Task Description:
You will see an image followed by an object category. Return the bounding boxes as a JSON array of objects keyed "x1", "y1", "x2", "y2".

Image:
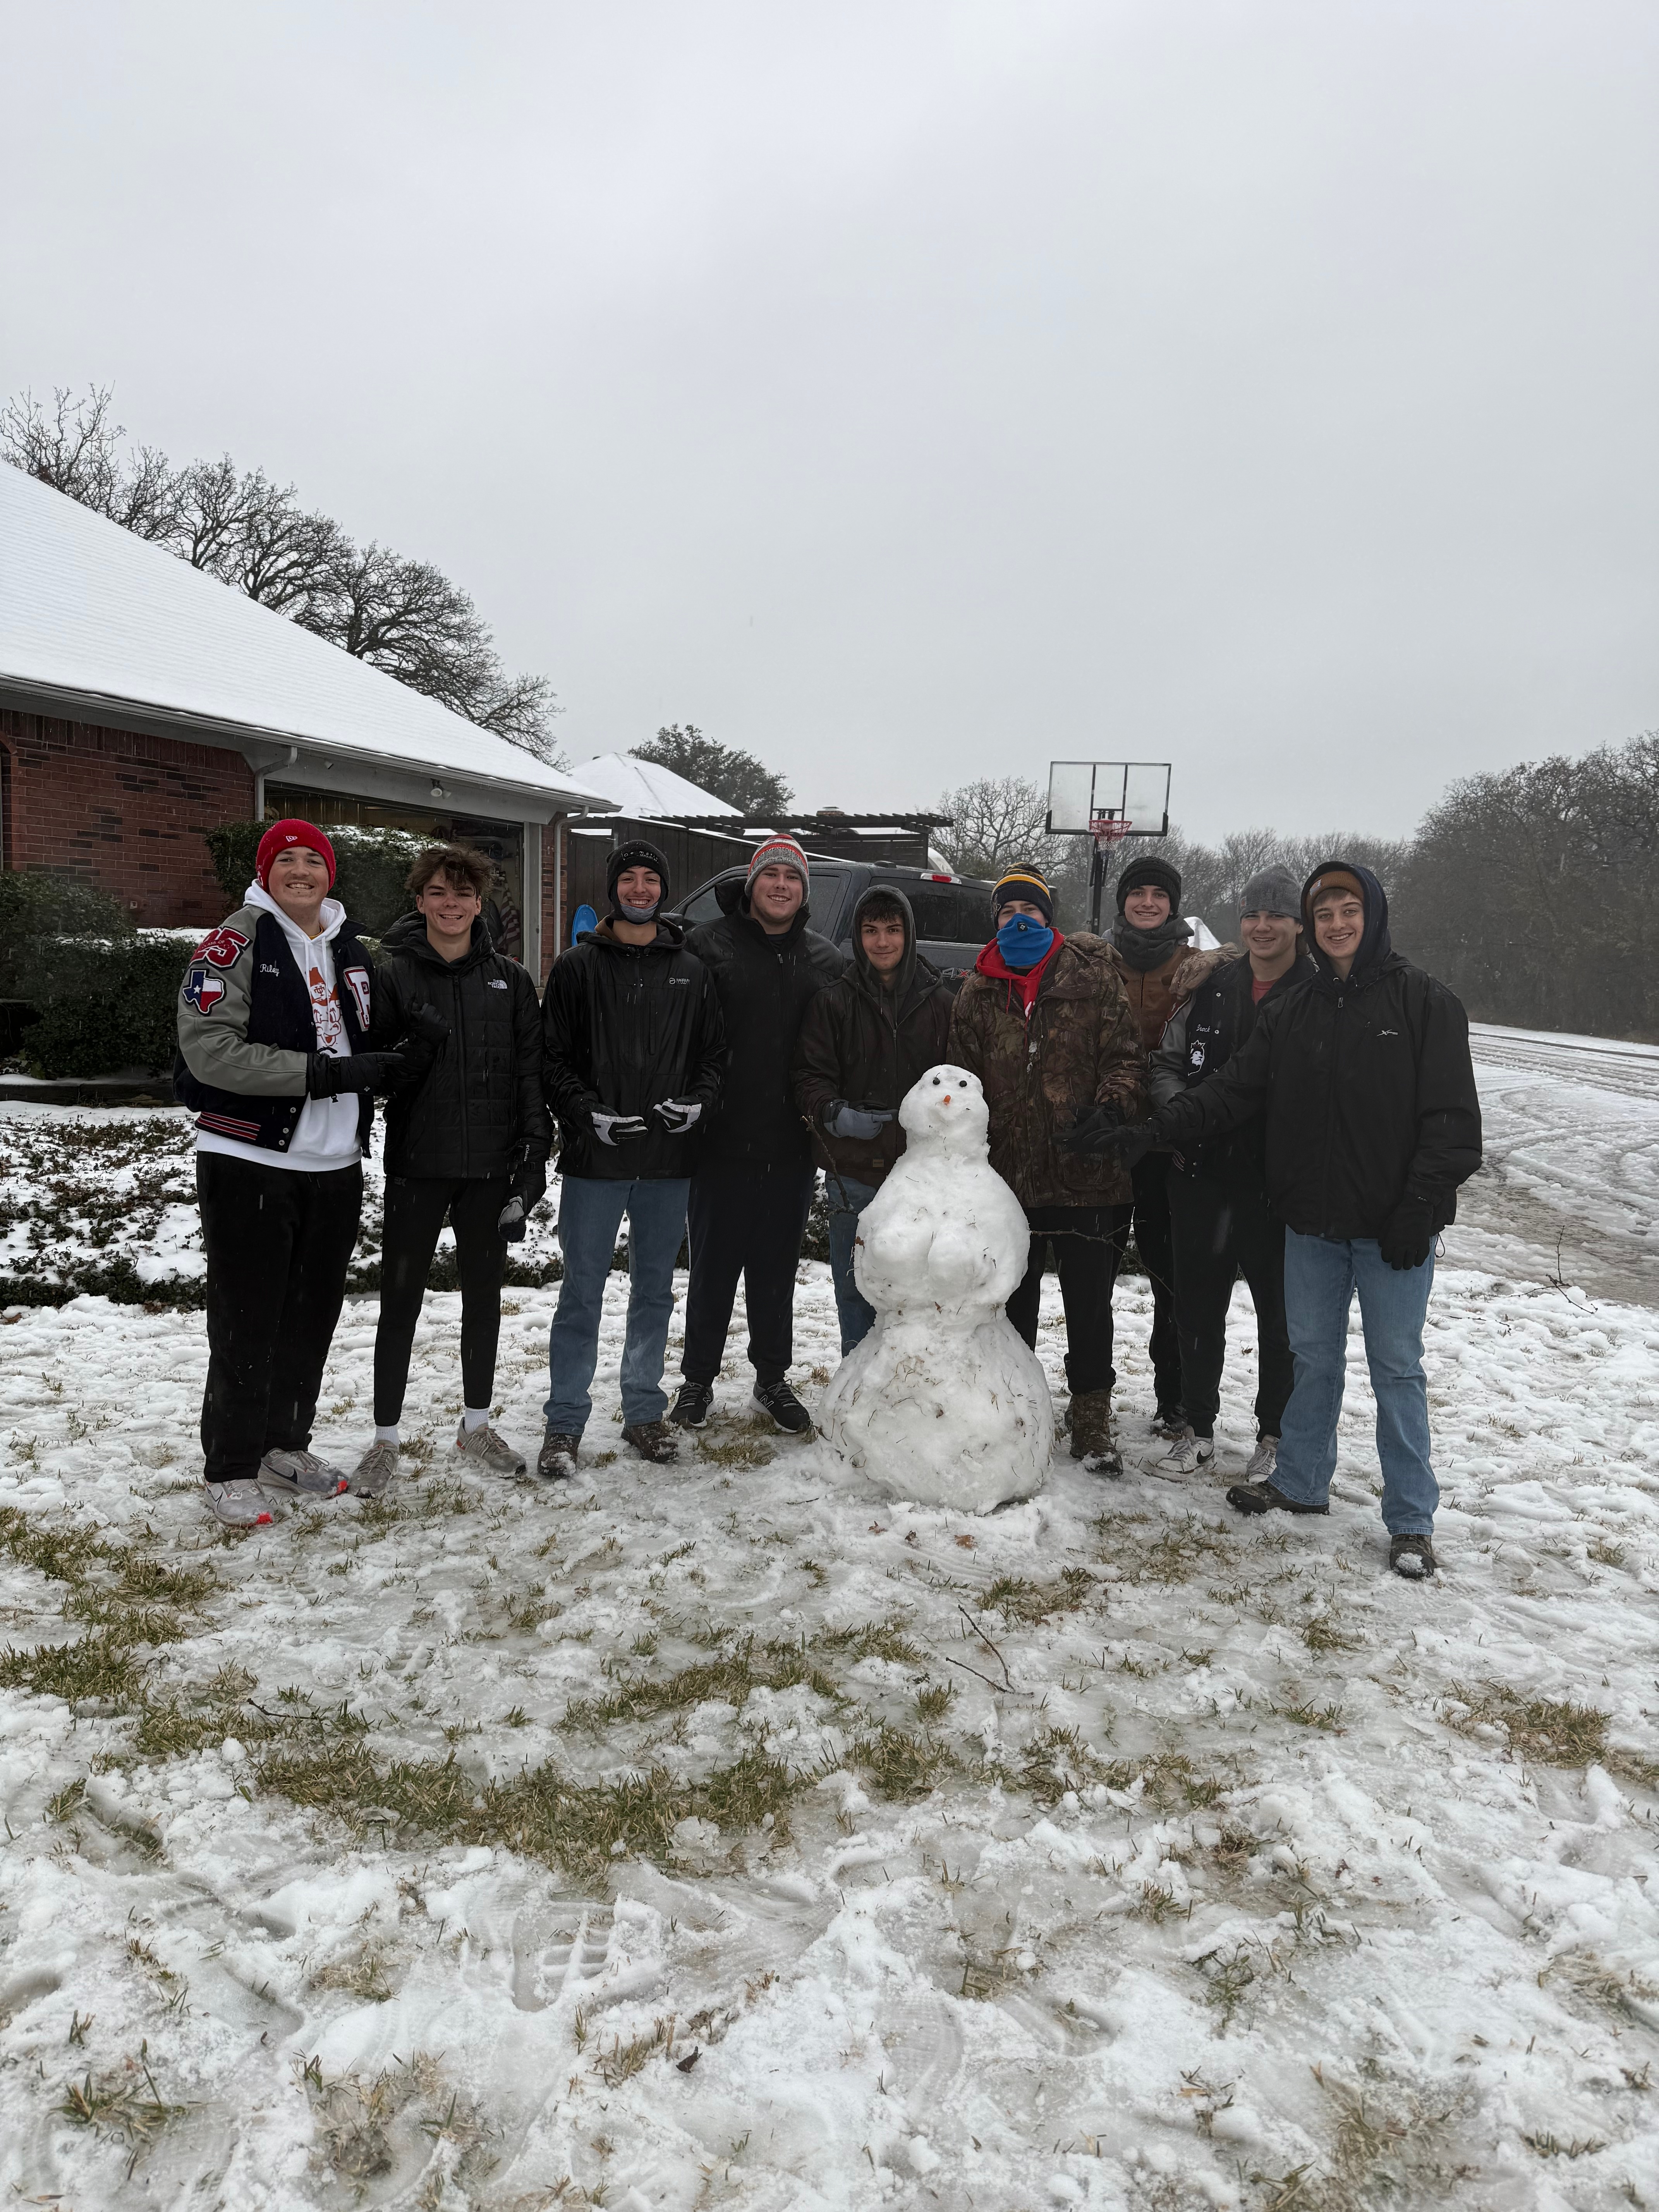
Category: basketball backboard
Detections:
[{"x1": 1045, "y1": 761, "x2": 1171, "y2": 839}]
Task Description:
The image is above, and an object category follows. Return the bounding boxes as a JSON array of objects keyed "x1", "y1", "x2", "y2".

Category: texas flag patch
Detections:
[{"x1": 182, "y1": 966, "x2": 227, "y2": 1014}]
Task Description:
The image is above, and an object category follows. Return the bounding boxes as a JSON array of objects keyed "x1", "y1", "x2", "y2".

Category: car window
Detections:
[
  {"x1": 679, "y1": 875, "x2": 733, "y2": 926},
  {"x1": 807, "y1": 868, "x2": 849, "y2": 938},
  {"x1": 890, "y1": 880, "x2": 991, "y2": 947}
]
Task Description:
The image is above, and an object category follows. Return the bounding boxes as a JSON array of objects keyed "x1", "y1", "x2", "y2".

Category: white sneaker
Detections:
[
  {"x1": 258, "y1": 1448, "x2": 348, "y2": 1498},
  {"x1": 205, "y1": 1479, "x2": 274, "y2": 1528},
  {"x1": 1243, "y1": 1436, "x2": 1279, "y2": 1483},
  {"x1": 1150, "y1": 1430, "x2": 1215, "y2": 1477},
  {"x1": 455, "y1": 1422, "x2": 527, "y2": 1477},
  {"x1": 350, "y1": 1441, "x2": 400, "y2": 1498}
]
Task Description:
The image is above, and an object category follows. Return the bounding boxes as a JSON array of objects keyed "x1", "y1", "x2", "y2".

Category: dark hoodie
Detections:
[
  {"x1": 370, "y1": 911, "x2": 550, "y2": 1181},
  {"x1": 1144, "y1": 859, "x2": 1482, "y2": 1240},
  {"x1": 791, "y1": 886, "x2": 955, "y2": 1186},
  {"x1": 541, "y1": 915, "x2": 728, "y2": 1180}
]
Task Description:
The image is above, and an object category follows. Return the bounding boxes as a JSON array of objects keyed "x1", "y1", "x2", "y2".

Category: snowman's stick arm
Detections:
[{"x1": 957, "y1": 1605, "x2": 1015, "y2": 1690}]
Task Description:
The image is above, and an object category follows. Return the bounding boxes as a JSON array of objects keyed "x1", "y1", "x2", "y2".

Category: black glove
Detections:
[
  {"x1": 498, "y1": 1159, "x2": 548, "y2": 1241},
  {"x1": 1379, "y1": 1195, "x2": 1436, "y2": 1271},
  {"x1": 1060, "y1": 1100, "x2": 1127, "y2": 1153},
  {"x1": 308, "y1": 1050, "x2": 412, "y2": 1098},
  {"x1": 591, "y1": 1104, "x2": 649, "y2": 1147},
  {"x1": 401, "y1": 1000, "x2": 449, "y2": 1056},
  {"x1": 824, "y1": 1099, "x2": 896, "y2": 1142},
  {"x1": 1063, "y1": 1119, "x2": 1158, "y2": 1171},
  {"x1": 651, "y1": 1098, "x2": 703, "y2": 1134}
]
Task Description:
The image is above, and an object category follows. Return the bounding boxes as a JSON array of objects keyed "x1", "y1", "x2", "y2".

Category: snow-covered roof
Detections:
[
  {"x1": 0, "y1": 464, "x2": 612, "y2": 813},
  {"x1": 569, "y1": 750, "x2": 742, "y2": 818}
]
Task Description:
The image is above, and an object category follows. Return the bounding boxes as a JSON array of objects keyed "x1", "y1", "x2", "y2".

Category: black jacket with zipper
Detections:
[
  {"x1": 1149, "y1": 951, "x2": 1316, "y2": 1189},
  {"x1": 686, "y1": 881, "x2": 846, "y2": 1171},
  {"x1": 541, "y1": 917, "x2": 727, "y2": 1181},
  {"x1": 370, "y1": 913, "x2": 549, "y2": 1181},
  {"x1": 790, "y1": 885, "x2": 955, "y2": 1187},
  {"x1": 1147, "y1": 862, "x2": 1482, "y2": 1238}
]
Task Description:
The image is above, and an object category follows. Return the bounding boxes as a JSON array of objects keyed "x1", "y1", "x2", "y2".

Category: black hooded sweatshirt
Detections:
[
  {"x1": 370, "y1": 912, "x2": 550, "y2": 1181},
  {"x1": 790, "y1": 885, "x2": 955, "y2": 1186},
  {"x1": 1144, "y1": 860, "x2": 1482, "y2": 1239},
  {"x1": 541, "y1": 917, "x2": 728, "y2": 1181},
  {"x1": 685, "y1": 878, "x2": 846, "y2": 1170}
]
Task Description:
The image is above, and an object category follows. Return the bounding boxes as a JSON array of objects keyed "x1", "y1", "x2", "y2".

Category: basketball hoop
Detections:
[{"x1": 1090, "y1": 812, "x2": 1130, "y2": 850}]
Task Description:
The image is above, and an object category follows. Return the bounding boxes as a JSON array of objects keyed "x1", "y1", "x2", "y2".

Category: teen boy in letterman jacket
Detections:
[{"x1": 174, "y1": 819, "x2": 433, "y2": 1528}]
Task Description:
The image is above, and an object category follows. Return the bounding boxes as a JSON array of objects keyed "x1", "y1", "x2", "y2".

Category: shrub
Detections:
[
  {"x1": 22, "y1": 936, "x2": 189, "y2": 1079},
  {"x1": 203, "y1": 820, "x2": 426, "y2": 935},
  {"x1": 0, "y1": 872, "x2": 133, "y2": 998}
]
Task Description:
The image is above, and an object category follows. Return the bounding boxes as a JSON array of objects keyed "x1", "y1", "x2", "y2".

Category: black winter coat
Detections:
[
  {"x1": 1149, "y1": 863, "x2": 1481, "y2": 1238},
  {"x1": 370, "y1": 914, "x2": 550, "y2": 1180},
  {"x1": 791, "y1": 884, "x2": 954, "y2": 1186},
  {"x1": 541, "y1": 919, "x2": 727, "y2": 1181},
  {"x1": 687, "y1": 882, "x2": 846, "y2": 1170},
  {"x1": 1150, "y1": 952, "x2": 1315, "y2": 1189}
]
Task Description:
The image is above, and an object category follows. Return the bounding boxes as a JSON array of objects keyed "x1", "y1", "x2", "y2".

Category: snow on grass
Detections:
[{"x1": 3, "y1": 1057, "x2": 1659, "y2": 2207}]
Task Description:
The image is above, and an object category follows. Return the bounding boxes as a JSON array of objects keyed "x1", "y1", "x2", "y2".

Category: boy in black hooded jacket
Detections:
[
  {"x1": 1078, "y1": 859, "x2": 1481, "y2": 1578},
  {"x1": 539, "y1": 840, "x2": 727, "y2": 1478}
]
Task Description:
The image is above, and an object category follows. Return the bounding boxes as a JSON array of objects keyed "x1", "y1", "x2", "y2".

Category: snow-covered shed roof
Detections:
[
  {"x1": 569, "y1": 750, "x2": 742, "y2": 819},
  {"x1": 0, "y1": 465, "x2": 612, "y2": 820}
]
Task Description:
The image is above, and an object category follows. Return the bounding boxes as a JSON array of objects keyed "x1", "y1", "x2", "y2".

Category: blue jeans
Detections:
[
  {"x1": 1276, "y1": 1230, "x2": 1438, "y2": 1534},
  {"x1": 826, "y1": 1173, "x2": 880, "y2": 1355},
  {"x1": 544, "y1": 1176, "x2": 689, "y2": 1436}
]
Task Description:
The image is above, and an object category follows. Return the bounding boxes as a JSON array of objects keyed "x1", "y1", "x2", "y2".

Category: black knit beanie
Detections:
[
  {"x1": 1116, "y1": 854, "x2": 1182, "y2": 913},
  {"x1": 606, "y1": 838, "x2": 671, "y2": 915}
]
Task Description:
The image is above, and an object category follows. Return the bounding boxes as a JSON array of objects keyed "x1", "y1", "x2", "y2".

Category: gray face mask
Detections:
[{"x1": 616, "y1": 900, "x2": 659, "y2": 924}]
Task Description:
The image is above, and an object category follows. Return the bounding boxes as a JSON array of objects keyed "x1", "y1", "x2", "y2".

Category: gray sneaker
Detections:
[
  {"x1": 204, "y1": 1479, "x2": 275, "y2": 1528},
  {"x1": 350, "y1": 1441, "x2": 400, "y2": 1498},
  {"x1": 1150, "y1": 1429, "x2": 1214, "y2": 1477},
  {"x1": 1243, "y1": 1436, "x2": 1279, "y2": 1483},
  {"x1": 258, "y1": 1448, "x2": 348, "y2": 1499},
  {"x1": 455, "y1": 1422, "x2": 527, "y2": 1477}
]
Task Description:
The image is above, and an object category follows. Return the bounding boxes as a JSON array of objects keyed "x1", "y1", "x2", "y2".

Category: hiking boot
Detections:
[
  {"x1": 258, "y1": 1448, "x2": 348, "y2": 1499},
  {"x1": 350, "y1": 1441, "x2": 399, "y2": 1498},
  {"x1": 1389, "y1": 1533, "x2": 1438, "y2": 1579},
  {"x1": 537, "y1": 1431, "x2": 580, "y2": 1480},
  {"x1": 1226, "y1": 1478, "x2": 1329, "y2": 1517},
  {"x1": 1151, "y1": 1429, "x2": 1214, "y2": 1477},
  {"x1": 457, "y1": 1422, "x2": 527, "y2": 1477},
  {"x1": 752, "y1": 1378, "x2": 813, "y2": 1435},
  {"x1": 623, "y1": 1420, "x2": 679, "y2": 1465},
  {"x1": 1068, "y1": 1390, "x2": 1121, "y2": 1476},
  {"x1": 1150, "y1": 1405, "x2": 1187, "y2": 1441},
  {"x1": 204, "y1": 1479, "x2": 274, "y2": 1528},
  {"x1": 1243, "y1": 1435, "x2": 1279, "y2": 1483},
  {"x1": 669, "y1": 1381, "x2": 713, "y2": 1429}
]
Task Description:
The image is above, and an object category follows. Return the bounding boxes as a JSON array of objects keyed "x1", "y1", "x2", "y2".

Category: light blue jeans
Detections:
[
  {"x1": 1276, "y1": 1230, "x2": 1438, "y2": 1535},
  {"x1": 544, "y1": 1176, "x2": 689, "y2": 1436},
  {"x1": 825, "y1": 1173, "x2": 880, "y2": 1356}
]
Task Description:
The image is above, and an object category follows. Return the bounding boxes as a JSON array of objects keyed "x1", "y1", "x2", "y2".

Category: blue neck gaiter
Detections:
[{"x1": 996, "y1": 914, "x2": 1054, "y2": 971}]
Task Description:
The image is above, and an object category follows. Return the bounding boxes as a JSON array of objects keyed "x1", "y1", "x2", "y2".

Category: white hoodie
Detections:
[{"x1": 194, "y1": 882, "x2": 363, "y2": 1173}]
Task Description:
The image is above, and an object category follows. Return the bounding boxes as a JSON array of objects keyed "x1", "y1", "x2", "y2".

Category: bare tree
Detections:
[
  {"x1": 2, "y1": 382, "x2": 564, "y2": 765},
  {"x1": 933, "y1": 776, "x2": 1065, "y2": 882},
  {"x1": 631, "y1": 725, "x2": 793, "y2": 813}
]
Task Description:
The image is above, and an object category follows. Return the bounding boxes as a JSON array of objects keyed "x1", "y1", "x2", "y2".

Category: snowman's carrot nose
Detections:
[{"x1": 942, "y1": 1094, "x2": 952, "y2": 1104}]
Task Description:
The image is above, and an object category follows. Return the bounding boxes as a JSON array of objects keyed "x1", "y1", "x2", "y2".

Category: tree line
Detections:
[
  {"x1": 2, "y1": 384, "x2": 562, "y2": 762},
  {"x1": 936, "y1": 733, "x2": 1659, "y2": 1041}
]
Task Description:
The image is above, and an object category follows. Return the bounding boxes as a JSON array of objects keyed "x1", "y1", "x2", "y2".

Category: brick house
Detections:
[{"x1": 0, "y1": 467, "x2": 613, "y2": 983}]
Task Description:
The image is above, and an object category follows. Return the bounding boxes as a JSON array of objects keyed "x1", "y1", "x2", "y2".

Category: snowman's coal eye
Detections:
[{"x1": 931, "y1": 1077, "x2": 940, "y2": 1086}]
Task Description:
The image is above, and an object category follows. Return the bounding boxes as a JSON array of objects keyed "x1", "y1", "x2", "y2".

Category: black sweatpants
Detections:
[
  {"x1": 1114, "y1": 1151, "x2": 1183, "y2": 1418},
  {"x1": 373, "y1": 1175, "x2": 512, "y2": 1424},
  {"x1": 198, "y1": 1152, "x2": 363, "y2": 1485},
  {"x1": 1166, "y1": 1169, "x2": 1294, "y2": 1441},
  {"x1": 1006, "y1": 1204, "x2": 1127, "y2": 1398},
  {"x1": 682, "y1": 1162, "x2": 815, "y2": 1386}
]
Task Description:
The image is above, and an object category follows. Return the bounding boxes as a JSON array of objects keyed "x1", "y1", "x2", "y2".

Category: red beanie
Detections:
[
  {"x1": 745, "y1": 833, "x2": 809, "y2": 891},
  {"x1": 256, "y1": 819, "x2": 337, "y2": 889}
]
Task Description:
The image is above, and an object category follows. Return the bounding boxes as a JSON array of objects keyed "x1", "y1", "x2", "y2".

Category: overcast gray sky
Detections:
[{"x1": 4, "y1": 1, "x2": 1656, "y2": 838}]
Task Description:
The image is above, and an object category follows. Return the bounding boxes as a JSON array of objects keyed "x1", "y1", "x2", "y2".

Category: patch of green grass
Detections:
[
  {"x1": 1016, "y1": 1724, "x2": 1114, "y2": 1802},
  {"x1": 1301, "y1": 1609, "x2": 1358, "y2": 1654},
  {"x1": 0, "y1": 1635, "x2": 150, "y2": 1704},
  {"x1": 978, "y1": 1569, "x2": 1094, "y2": 1623},
  {"x1": 1099, "y1": 1750, "x2": 1232, "y2": 1812},
  {"x1": 847, "y1": 1724, "x2": 953, "y2": 1800},
  {"x1": 812, "y1": 1618, "x2": 923, "y2": 1666},
  {"x1": 1274, "y1": 1698, "x2": 1346, "y2": 1733},
  {"x1": 563, "y1": 1639, "x2": 840, "y2": 1731},
  {"x1": 62, "y1": 2047, "x2": 187, "y2": 2162},
  {"x1": 1452, "y1": 1683, "x2": 1659, "y2": 1787}
]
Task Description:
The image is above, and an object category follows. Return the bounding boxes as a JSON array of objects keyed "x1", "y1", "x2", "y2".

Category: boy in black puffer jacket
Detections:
[{"x1": 354, "y1": 844, "x2": 550, "y2": 1494}]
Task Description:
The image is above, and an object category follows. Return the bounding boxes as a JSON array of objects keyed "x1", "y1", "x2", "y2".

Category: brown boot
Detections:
[
  {"x1": 623, "y1": 1420, "x2": 679, "y2": 1465},
  {"x1": 1068, "y1": 1391, "x2": 1121, "y2": 1476}
]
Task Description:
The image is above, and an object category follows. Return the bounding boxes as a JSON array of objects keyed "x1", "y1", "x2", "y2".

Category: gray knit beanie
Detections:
[{"x1": 1240, "y1": 865, "x2": 1303, "y2": 921}]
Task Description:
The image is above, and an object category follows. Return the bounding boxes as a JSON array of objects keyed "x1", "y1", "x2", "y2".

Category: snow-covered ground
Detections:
[{"x1": 2, "y1": 1027, "x2": 1657, "y2": 2209}]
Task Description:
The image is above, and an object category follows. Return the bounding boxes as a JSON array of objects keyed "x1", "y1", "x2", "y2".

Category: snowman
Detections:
[{"x1": 818, "y1": 1063, "x2": 1054, "y2": 1508}]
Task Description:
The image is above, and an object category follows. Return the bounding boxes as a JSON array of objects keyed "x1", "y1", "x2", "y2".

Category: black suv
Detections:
[{"x1": 676, "y1": 857, "x2": 996, "y2": 974}]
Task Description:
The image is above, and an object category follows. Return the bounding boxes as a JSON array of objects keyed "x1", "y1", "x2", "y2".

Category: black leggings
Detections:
[
  {"x1": 1006, "y1": 1204, "x2": 1127, "y2": 1398},
  {"x1": 373, "y1": 1175, "x2": 511, "y2": 1424}
]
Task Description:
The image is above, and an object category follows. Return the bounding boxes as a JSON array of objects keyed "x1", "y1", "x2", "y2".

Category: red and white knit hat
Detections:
[
  {"x1": 745, "y1": 834, "x2": 809, "y2": 891},
  {"x1": 256, "y1": 818, "x2": 337, "y2": 888}
]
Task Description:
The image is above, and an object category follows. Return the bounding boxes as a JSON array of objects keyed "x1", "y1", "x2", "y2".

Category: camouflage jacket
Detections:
[{"x1": 948, "y1": 933, "x2": 1146, "y2": 1208}]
